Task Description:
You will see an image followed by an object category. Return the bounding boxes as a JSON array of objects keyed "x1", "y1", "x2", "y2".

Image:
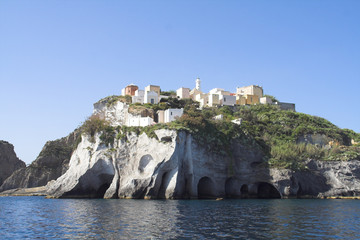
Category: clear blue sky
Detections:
[{"x1": 1, "y1": 0, "x2": 359, "y2": 164}]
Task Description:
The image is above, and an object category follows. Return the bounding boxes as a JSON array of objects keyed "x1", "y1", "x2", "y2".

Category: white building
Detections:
[
  {"x1": 132, "y1": 90, "x2": 145, "y2": 104},
  {"x1": 164, "y1": 108, "x2": 184, "y2": 123},
  {"x1": 220, "y1": 94, "x2": 236, "y2": 106},
  {"x1": 208, "y1": 94, "x2": 220, "y2": 107},
  {"x1": 177, "y1": 87, "x2": 191, "y2": 99},
  {"x1": 260, "y1": 96, "x2": 273, "y2": 105},
  {"x1": 127, "y1": 116, "x2": 154, "y2": 127},
  {"x1": 144, "y1": 91, "x2": 159, "y2": 104},
  {"x1": 209, "y1": 88, "x2": 231, "y2": 96}
]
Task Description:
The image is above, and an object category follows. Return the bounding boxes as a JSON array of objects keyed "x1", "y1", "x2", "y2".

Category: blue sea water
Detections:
[{"x1": 0, "y1": 197, "x2": 359, "y2": 239}]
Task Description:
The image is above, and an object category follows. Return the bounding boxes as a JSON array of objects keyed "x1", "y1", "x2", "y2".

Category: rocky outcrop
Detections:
[
  {"x1": 272, "y1": 159, "x2": 360, "y2": 198},
  {"x1": 93, "y1": 99, "x2": 129, "y2": 126},
  {"x1": 0, "y1": 186, "x2": 47, "y2": 197},
  {"x1": 46, "y1": 128, "x2": 360, "y2": 199},
  {"x1": 0, "y1": 130, "x2": 80, "y2": 192},
  {"x1": 45, "y1": 128, "x2": 274, "y2": 199},
  {"x1": 0, "y1": 141, "x2": 26, "y2": 186}
]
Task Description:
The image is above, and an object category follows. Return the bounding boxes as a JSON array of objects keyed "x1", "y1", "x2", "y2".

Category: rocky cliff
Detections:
[
  {"x1": 0, "y1": 141, "x2": 26, "y2": 186},
  {"x1": 0, "y1": 130, "x2": 80, "y2": 192},
  {"x1": 47, "y1": 128, "x2": 264, "y2": 199},
  {"x1": 46, "y1": 129, "x2": 360, "y2": 199}
]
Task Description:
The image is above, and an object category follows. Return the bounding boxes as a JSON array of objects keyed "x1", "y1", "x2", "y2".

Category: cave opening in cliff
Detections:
[
  {"x1": 257, "y1": 182, "x2": 281, "y2": 199},
  {"x1": 197, "y1": 177, "x2": 216, "y2": 199},
  {"x1": 158, "y1": 171, "x2": 170, "y2": 199},
  {"x1": 240, "y1": 184, "x2": 249, "y2": 198},
  {"x1": 62, "y1": 172, "x2": 114, "y2": 199},
  {"x1": 225, "y1": 177, "x2": 239, "y2": 198}
]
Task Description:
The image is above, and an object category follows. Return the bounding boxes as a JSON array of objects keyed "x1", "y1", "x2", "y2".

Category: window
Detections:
[
  {"x1": 224, "y1": 97, "x2": 226, "y2": 102},
  {"x1": 171, "y1": 112, "x2": 173, "y2": 116}
]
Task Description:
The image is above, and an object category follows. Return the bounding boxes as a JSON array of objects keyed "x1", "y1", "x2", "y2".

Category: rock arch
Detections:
[
  {"x1": 257, "y1": 182, "x2": 281, "y2": 199},
  {"x1": 197, "y1": 177, "x2": 216, "y2": 199},
  {"x1": 62, "y1": 159, "x2": 115, "y2": 198}
]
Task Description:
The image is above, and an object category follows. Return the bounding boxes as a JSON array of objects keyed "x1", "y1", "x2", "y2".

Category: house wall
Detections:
[
  {"x1": 157, "y1": 110, "x2": 165, "y2": 123},
  {"x1": 144, "y1": 91, "x2": 159, "y2": 104},
  {"x1": 260, "y1": 97, "x2": 273, "y2": 104},
  {"x1": 145, "y1": 85, "x2": 161, "y2": 96},
  {"x1": 177, "y1": 88, "x2": 190, "y2": 99},
  {"x1": 274, "y1": 102, "x2": 296, "y2": 111},
  {"x1": 164, "y1": 108, "x2": 184, "y2": 123},
  {"x1": 208, "y1": 94, "x2": 220, "y2": 107},
  {"x1": 236, "y1": 85, "x2": 263, "y2": 98},
  {"x1": 236, "y1": 94, "x2": 259, "y2": 105},
  {"x1": 125, "y1": 85, "x2": 139, "y2": 96},
  {"x1": 220, "y1": 94, "x2": 236, "y2": 106},
  {"x1": 139, "y1": 117, "x2": 154, "y2": 127},
  {"x1": 190, "y1": 88, "x2": 202, "y2": 101},
  {"x1": 135, "y1": 90, "x2": 144, "y2": 97},
  {"x1": 245, "y1": 94, "x2": 259, "y2": 105},
  {"x1": 209, "y1": 88, "x2": 231, "y2": 96},
  {"x1": 127, "y1": 115, "x2": 154, "y2": 127},
  {"x1": 132, "y1": 96, "x2": 144, "y2": 104},
  {"x1": 236, "y1": 95, "x2": 247, "y2": 105}
]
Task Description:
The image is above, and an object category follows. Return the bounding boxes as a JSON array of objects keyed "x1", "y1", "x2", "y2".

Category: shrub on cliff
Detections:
[{"x1": 82, "y1": 115, "x2": 109, "y2": 142}]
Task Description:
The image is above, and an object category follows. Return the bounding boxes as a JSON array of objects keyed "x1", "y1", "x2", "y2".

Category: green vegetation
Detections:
[
  {"x1": 129, "y1": 97, "x2": 198, "y2": 112},
  {"x1": 232, "y1": 104, "x2": 360, "y2": 169},
  {"x1": 95, "y1": 95, "x2": 132, "y2": 107},
  {"x1": 82, "y1": 115, "x2": 110, "y2": 143},
  {"x1": 82, "y1": 96, "x2": 360, "y2": 170},
  {"x1": 160, "y1": 90, "x2": 176, "y2": 97},
  {"x1": 38, "y1": 141, "x2": 73, "y2": 159}
]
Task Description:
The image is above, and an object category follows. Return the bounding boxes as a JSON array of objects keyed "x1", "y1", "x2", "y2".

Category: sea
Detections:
[{"x1": 0, "y1": 197, "x2": 359, "y2": 239}]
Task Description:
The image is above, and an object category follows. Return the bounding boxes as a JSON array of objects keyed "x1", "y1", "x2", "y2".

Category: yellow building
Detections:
[
  {"x1": 145, "y1": 85, "x2": 161, "y2": 96},
  {"x1": 236, "y1": 85, "x2": 263, "y2": 98},
  {"x1": 245, "y1": 94, "x2": 259, "y2": 105},
  {"x1": 236, "y1": 94, "x2": 259, "y2": 105}
]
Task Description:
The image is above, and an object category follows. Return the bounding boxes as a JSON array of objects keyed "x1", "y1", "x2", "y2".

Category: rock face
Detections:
[
  {"x1": 47, "y1": 129, "x2": 264, "y2": 199},
  {"x1": 0, "y1": 141, "x2": 26, "y2": 186},
  {"x1": 0, "y1": 130, "x2": 80, "y2": 192},
  {"x1": 47, "y1": 128, "x2": 360, "y2": 199},
  {"x1": 93, "y1": 100, "x2": 129, "y2": 126},
  {"x1": 272, "y1": 159, "x2": 360, "y2": 198}
]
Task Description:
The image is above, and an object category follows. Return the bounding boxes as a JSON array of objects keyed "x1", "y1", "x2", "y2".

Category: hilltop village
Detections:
[{"x1": 112, "y1": 78, "x2": 295, "y2": 127}]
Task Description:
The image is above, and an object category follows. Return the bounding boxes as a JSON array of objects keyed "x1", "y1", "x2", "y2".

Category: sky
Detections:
[{"x1": 1, "y1": 0, "x2": 359, "y2": 164}]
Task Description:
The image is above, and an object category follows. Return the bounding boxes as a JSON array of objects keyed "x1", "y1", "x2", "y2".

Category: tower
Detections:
[{"x1": 196, "y1": 78, "x2": 201, "y2": 91}]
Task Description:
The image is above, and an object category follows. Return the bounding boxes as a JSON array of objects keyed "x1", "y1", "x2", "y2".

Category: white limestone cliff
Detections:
[{"x1": 93, "y1": 100, "x2": 129, "y2": 126}]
